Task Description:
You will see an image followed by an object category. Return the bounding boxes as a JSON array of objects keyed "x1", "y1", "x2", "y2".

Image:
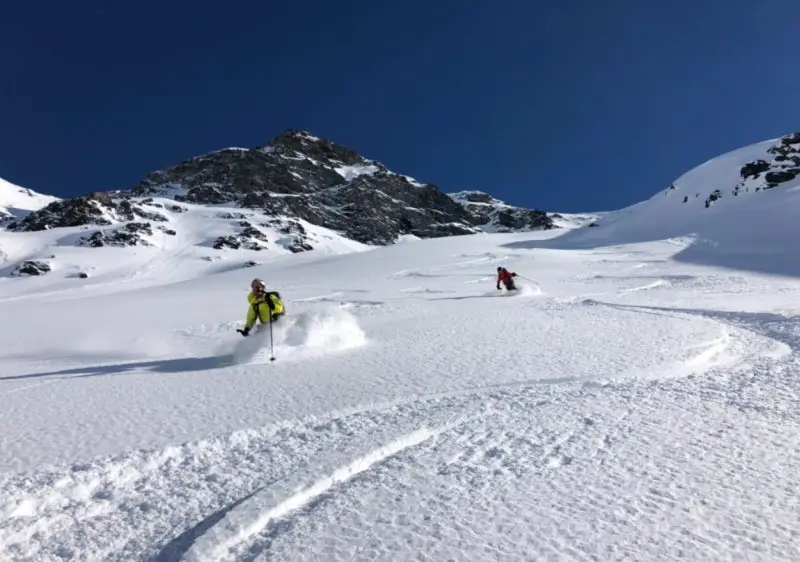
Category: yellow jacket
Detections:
[{"x1": 245, "y1": 290, "x2": 285, "y2": 329}]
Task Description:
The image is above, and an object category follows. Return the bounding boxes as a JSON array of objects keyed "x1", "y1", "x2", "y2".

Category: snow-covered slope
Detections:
[
  {"x1": 516, "y1": 132, "x2": 800, "y2": 276},
  {"x1": 0, "y1": 177, "x2": 63, "y2": 272},
  {"x1": 0, "y1": 196, "x2": 369, "y2": 289},
  {"x1": 0, "y1": 177, "x2": 59, "y2": 220},
  {"x1": 549, "y1": 210, "x2": 605, "y2": 229},
  {"x1": 2, "y1": 221, "x2": 800, "y2": 561}
]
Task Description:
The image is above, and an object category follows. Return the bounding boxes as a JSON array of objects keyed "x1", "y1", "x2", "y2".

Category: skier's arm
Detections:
[{"x1": 245, "y1": 305, "x2": 257, "y2": 329}]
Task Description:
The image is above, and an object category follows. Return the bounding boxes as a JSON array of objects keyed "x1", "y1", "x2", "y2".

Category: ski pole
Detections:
[
  {"x1": 518, "y1": 275, "x2": 539, "y2": 285},
  {"x1": 268, "y1": 311, "x2": 276, "y2": 361}
]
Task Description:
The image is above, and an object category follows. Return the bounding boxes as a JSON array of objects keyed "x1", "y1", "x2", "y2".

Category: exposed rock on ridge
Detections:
[
  {"x1": 739, "y1": 132, "x2": 800, "y2": 189},
  {"x1": 450, "y1": 190, "x2": 555, "y2": 232}
]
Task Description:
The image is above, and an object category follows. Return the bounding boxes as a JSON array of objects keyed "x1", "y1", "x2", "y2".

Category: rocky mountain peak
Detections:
[
  {"x1": 263, "y1": 129, "x2": 364, "y2": 167},
  {"x1": 451, "y1": 190, "x2": 497, "y2": 204},
  {"x1": 3, "y1": 130, "x2": 557, "y2": 269}
]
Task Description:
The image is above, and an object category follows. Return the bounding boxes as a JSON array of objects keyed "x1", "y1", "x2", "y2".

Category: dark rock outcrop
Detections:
[
  {"x1": 765, "y1": 169, "x2": 800, "y2": 187},
  {"x1": 11, "y1": 260, "x2": 51, "y2": 276},
  {"x1": 78, "y1": 222, "x2": 154, "y2": 248},
  {"x1": 8, "y1": 194, "x2": 169, "y2": 233},
  {"x1": 8, "y1": 195, "x2": 114, "y2": 232},
  {"x1": 261, "y1": 218, "x2": 314, "y2": 253},
  {"x1": 704, "y1": 189, "x2": 722, "y2": 208},
  {"x1": 740, "y1": 159, "x2": 770, "y2": 179},
  {"x1": 212, "y1": 221, "x2": 269, "y2": 251},
  {"x1": 736, "y1": 133, "x2": 800, "y2": 191}
]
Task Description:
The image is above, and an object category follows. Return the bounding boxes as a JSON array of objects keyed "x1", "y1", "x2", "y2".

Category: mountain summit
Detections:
[
  {"x1": 6, "y1": 129, "x2": 557, "y2": 245},
  {"x1": 0, "y1": 129, "x2": 562, "y2": 280},
  {"x1": 127, "y1": 128, "x2": 491, "y2": 244}
]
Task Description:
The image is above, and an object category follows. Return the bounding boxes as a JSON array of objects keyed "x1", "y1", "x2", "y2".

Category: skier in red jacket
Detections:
[{"x1": 496, "y1": 266, "x2": 518, "y2": 291}]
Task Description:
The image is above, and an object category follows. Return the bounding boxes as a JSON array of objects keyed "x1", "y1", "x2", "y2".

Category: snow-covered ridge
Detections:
[
  {"x1": 449, "y1": 189, "x2": 593, "y2": 232},
  {"x1": 0, "y1": 176, "x2": 60, "y2": 220},
  {"x1": 520, "y1": 130, "x2": 800, "y2": 276},
  {"x1": 592, "y1": 132, "x2": 800, "y2": 229},
  {"x1": 549, "y1": 211, "x2": 604, "y2": 229}
]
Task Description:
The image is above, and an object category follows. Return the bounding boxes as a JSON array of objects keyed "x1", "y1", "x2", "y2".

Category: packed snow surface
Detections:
[{"x1": 2, "y1": 225, "x2": 800, "y2": 561}]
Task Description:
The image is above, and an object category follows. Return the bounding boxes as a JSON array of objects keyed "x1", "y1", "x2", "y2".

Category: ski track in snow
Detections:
[
  {"x1": 2, "y1": 231, "x2": 800, "y2": 561},
  {"x1": 2, "y1": 350, "x2": 799, "y2": 561}
]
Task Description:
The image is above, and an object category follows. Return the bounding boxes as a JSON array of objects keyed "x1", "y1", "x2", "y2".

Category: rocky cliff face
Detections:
[{"x1": 4, "y1": 129, "x2": 554, "y2": 251}]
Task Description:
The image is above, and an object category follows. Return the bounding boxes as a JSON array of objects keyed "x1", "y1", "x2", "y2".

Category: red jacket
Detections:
[{"x1": 497, "y1": 270, "x2": 516, "y2": 284}]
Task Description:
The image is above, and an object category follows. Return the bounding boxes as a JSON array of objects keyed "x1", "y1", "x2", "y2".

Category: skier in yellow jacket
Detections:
[{"x1": 237, "y1": 278, "x2": 285, "y2": 337}]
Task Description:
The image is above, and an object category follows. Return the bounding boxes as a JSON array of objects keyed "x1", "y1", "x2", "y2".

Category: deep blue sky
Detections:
[{"x1": 2, "y1": 1, "x2": 798, "y2": 213}]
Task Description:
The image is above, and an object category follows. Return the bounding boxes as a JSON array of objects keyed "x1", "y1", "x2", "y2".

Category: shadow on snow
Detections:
[
  {"x1": 148, "y1": 479, "x2": 281, "y2": 562},
  {"x1": 0, "y1": 355, "x2": 235, "y2": 382}
]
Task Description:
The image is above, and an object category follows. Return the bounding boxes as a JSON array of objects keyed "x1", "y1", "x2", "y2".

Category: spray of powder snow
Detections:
[
  {"x1": 225, "y1": 306, "x2": 367, "y2": 364},
  {"x1": 490, "y1": 283, "x2": 542, "y2": 298},
  {"x1": 516, "y1": 282, "x2": 543, "y2": 296}
]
